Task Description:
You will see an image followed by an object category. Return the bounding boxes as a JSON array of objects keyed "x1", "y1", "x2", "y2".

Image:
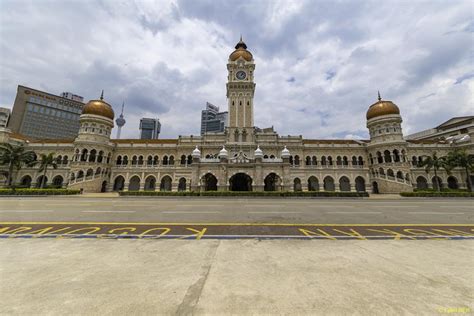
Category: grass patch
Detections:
[
  {"x1": 119, "y1": 191, "x2": 369, "y2": 197},
  {"x1": 0, "y1": 188, "x2": 81, "y2": 195},
  {"x1": 401, "y1": 191, "x2": 474, "y2": 197}
]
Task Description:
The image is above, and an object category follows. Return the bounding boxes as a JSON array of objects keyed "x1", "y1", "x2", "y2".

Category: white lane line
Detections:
[
  {"x1": 162, "y1": 211, "x2": 221, "y2": 214},
  {"x1": 248, "y1": 211, "x2": 301, "y2": 214},
  {"x1": 374, "y1": 206, "x2": 419, "y2": 208},
  {"x1": 82, "y1": 210, "x2": 136, "y2": 214},
  {"x1": 0, "y1": 210, "x2": 54, "y2": 213},
  {"x1": 408, "y1": 212, "x2": 465, "y2": 215},
  {"x1": 328, "y1": 212, "x2": 382, "y2": 214}
]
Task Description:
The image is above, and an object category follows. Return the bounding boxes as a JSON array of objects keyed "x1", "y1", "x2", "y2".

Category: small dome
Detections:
[
  {"x1": 192, "y1": 146, "x2": 201, "y2": 158},
  {"x1": 366, "y1": 94, "x2": 400, "y2": 120},
  {"x1": 219, "y1": 146, "x2": 228, "y2": 158},
  {"x1": 82, "y1": 91, "x2": 114, "y2": 120},
  {"x1": 229, "y1": 37, "x2": 253, "y2": 62},
  {"x1": 281, "y1": 146, "x2": 290, "y2": 158},
  {"x1": 254, "y1": 146, "x2": 263, "y2": 158}
]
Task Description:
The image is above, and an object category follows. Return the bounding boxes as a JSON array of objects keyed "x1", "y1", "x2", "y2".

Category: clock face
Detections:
[{"x1": 236, "y1": 70, "x2": 247, "y2": 80}]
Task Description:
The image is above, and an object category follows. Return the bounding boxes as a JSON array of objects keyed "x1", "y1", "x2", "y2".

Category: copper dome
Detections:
[
  {"x1": 82, "y1": 93, "x2": 114, "y2": 120},
  {"x1": 229, "y1": 37, "x2": 253, "y2": 62},
  {"x1": 366, "y1": 95, "x2": 400, "y2": 120}
]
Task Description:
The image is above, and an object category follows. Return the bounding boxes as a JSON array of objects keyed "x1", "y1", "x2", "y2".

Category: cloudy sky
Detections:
[{"x1": 0, "y1": 0, "x2": 472, "y2": 139}]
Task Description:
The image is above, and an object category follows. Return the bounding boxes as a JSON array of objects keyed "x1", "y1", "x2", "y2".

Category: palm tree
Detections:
[
  {"x1": 447, "y1": 150, "x2": 474, "y2": 192},
  {"x1": 0, "y1": 143, "x2": 37, "y2": 187},
  {"x1": 418, "y1": 152, "x2": 450, "y2": 191},
  {"x1": 37, "y1": 153, "x2": 58, "y2": 189}
]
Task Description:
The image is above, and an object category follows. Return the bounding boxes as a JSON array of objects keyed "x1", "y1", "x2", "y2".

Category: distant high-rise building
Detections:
[
  {"x1": 115, "y1": 102, "x2": 126, "y2": 139},
  {"x1": 0, "y1": 107, "x2": 11, "y2": 128},
  {"x1": 61, "y1": 92, "x2": 84, "y2": 102},
  {"x1": 8, "y1": 85, "x2": 84, "y2": 139},
  {"x1": 140, "y1": 118, "x2": 161, "y2": 139},
  {"x1": 200, "y1": 102, "x2": 228, "y2": 135}
]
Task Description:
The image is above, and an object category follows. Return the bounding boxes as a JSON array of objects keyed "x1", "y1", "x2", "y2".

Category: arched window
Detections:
[
  {"x1": 81, "y1": 149, "x2": 88, "y2": 161},
  {"x1": 293, "y1": 178, "x2": 302, "y2": 191},
  {"x1": 447, "y1": 176, "x2": 458, "y2": 189},
  {"x1": 321, "y1": 156, "x2": 327, "y2": 166},
  {"x1": 384, "y1": 150, "x2": 392, "y2": 163},
  {"x1": 116, "y1": 156, "x2": 122, "y2": 165},
  {"x1": 323, "y1": 176, "x2": 335, "y2": 191},
  {"x1": 163, "y1": 156, "x2": 168, "y2": 165},
  {"x1": 294, "y1": 155, "x2": 300, "y2": 166},
  {"x1": 97, "y1": 151, "x2": 104, "y2": 163},
  {"x1": 308, "y1": 176, "x2": 319, "y2": 191},
  {"x1": 178, "y1": 178, "x2": 187, "y2": 191},
  {"x1": 412, "y1": 156, "x2": 417, "y2": 166},
  {"x1": 336, "y1": 156, "x2": 342, "y2": 166},
  {"x1": 153, "y1": 156, "x2": 159, "y2": 165},
  {"x1": 122, "y1": 156, "x2": 128, "y2": 165},
  {"x1": 145, "y1": 176, "x2": 156, "y2": 191},
  {"x1": 355, "y1": 176, "x2": 366, "y2": 192},
  {"x1": 160, "y1": 176, "x2": 172, "y2": 191},
  {"x1": 369, "y1": 154, "x2": 374, "y2": 165},
  {"x1": 393, "y1": 150, "x2": 400, "y2": 162},
  {"x1": 312, "y1": 156, "x2": 317, "y2": 165},
  {"x1": 416, "y1": 176, "x2": 428, "y2": 190},
  {"x1": 77, "y1": 170, "x2": 84, "y2": 179},
  {"x1": 169, "y1": 155, "x2": 175, "y2": 165},
  {"x1": 181, "y1": 155, "x2": 186, "y2": 165},
  {"x1": 128, "y1": 176, "x2": 140, "y2": 191},
  {"x1": 339, "y1": 176, "x2": 351, "y2": 192},
  {"x1": 305, "y1": 156, "x2": 311, "y2": 165},
  {"x1": 289, "y1": 156, "x2": 294, "y2": 165},
  {"x1": 95, "y1": 167, "x2": 101, "y2": 175},
  {"x1": 377, "y1": 151, "x2": 383, "y2": 164},
  {"x1": 328, "y1": 156, "x2": 333, "y2": 166},
  {"x1": 352, "y1": 156, "x2": 358, "y2": 166},
  {"x1": 396, "y1": 171, "x2": 404, "y2": 179},
  {"x1": 89, "y1": 149, "x2": 97, "y2": 162},
  {"x1": 187, "y1": 155, "x2": 192, "y2": 165},
  {"x1": 343, "y1": 156, "x2": 348, "y2": 166},
  {"x1": 132, "y1": 155, "x2": 138, "y2": 165},
  {"x1": 147, "y1": 155, "x2": 153, "y2": 165},
  {"x1": 379, "y1": 168, "x2": 385, "y2": 176},
  {"x1": 358, "y1": 156, "x2": 364, "y2": 166},
  {"x1": 86, "y1": 168, "x2": 93, "y2": 177},
  {"x1": 113, "y1": 176, "x2": 125, "y2": 191},
  {"x1": 62, "y1": 155, "x2": 68, "y2": 165},
  {"x1": 56, "y1": 155, "x2": 62, "y2": 165},
  {"x1": 387, "y1": 169, "x2": 394, "y2": 177},
  {"x1": 138, "y1": 156, "x2": 144, "y2": 165}
]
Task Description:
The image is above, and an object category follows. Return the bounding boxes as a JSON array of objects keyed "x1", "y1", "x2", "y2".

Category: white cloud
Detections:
[{"x1": 0, "y1": 0, "x2": 472, "y2": 139}]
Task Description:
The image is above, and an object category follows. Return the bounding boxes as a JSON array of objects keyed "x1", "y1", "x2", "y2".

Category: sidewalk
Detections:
[
  {"x1": 1, "y1": 239, "x2": 472, "y2": 315},
  {"x1": 368, "y1": 193, "x2": 403, "y2": 199}
]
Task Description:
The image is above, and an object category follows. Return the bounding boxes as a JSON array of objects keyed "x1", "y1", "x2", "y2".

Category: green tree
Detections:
[
  {"x1": 37, "y1": 153, "x2": 58, "y2": 189},
  {"x1": 418, "y1": 152, "x2": 450, "y2": 191},
  {"x1": 0, "y1": 143, "x2": 37, "y2": 187},
  {"x1": 447, "y1": 149, "x2": 474, "y2": 192}
]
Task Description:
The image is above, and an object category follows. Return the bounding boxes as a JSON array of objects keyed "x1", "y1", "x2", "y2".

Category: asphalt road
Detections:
[{"x1": 0, "y1": 197, "x2": 472, "y2": 224}]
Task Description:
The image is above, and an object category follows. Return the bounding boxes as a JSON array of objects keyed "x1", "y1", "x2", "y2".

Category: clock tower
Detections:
[{"x1": 226, "y1": 37, "x2": 256, "y2": 143}]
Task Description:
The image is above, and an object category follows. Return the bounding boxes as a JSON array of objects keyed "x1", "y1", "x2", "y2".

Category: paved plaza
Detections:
[{"x1": 0, "y1": 197, "x2": 473, "y2": 315}]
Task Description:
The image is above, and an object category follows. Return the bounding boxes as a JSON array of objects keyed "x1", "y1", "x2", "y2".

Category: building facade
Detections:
[
  {"x1": 0, "y1": 107, "x2": 10, "y2": 128},
  {"x1": 139, "y1": 118, "x2": 161, "y2": 139},
  {"x1": 201, "y1": 102, "x2": 228, "y2": 135},
  {"x1": 8, "y1": 85, "x2": 84, "y2": 139},
  {"x1": 0, "y1": 39, "x2": 473, "y2": 193}
]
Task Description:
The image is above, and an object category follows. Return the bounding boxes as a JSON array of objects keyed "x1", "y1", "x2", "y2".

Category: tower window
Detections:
[
  {"x1": 232, "y1": 101, "x2": 234, "y2": 106},
  {"x1": 240, "y1": 101, "x2": 242, "y2": 105},
  {"x1": 247, "y1": 101, "x2": 249, "y2": 105}
]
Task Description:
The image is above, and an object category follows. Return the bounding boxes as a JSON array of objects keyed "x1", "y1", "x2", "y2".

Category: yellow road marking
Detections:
[{"x1": 0, "y1": 222, "x2": 473, "y2": 227}]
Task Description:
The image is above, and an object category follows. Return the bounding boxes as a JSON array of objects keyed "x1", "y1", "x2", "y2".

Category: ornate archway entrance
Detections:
[{"x1": 229, "y1": 173, "x2": 252, "y2": 191}]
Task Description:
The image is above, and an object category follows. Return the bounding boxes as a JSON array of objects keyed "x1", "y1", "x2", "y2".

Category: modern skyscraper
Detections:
[
  {"x1": 8, "y1": 85, "x2": 84, "y2": 139},
  {"x1": 0, "y1": 107, "x2": 11, "y2": 128},
  {"x1": 139, "y1": 118, "x2": 161, "y2": 139},
  {"x1": 115, "y1": 102, "x2": 126, "y2": 139},
  {"x1": 200, "y1": 102, "x2": 228, "y2": 135}
]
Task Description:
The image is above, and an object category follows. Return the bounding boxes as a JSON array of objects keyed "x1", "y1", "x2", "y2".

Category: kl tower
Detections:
[{"x1": 115, "y1": 101, "x2": 126, "y2": 139}]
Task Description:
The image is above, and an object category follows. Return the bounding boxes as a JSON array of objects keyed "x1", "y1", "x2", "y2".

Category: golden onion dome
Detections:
[
  {"x1": 82, "y1": 91, "x2": 115, "y2": 120},
  {"x1": 366, "y1": 93, "x2": 400, "y2": 120},
  {"x1": 229, "y1": 37, "x2": 253, "y2": 62}
]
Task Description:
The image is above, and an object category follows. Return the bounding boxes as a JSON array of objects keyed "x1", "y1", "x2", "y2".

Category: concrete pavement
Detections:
[
  {"x1": 1, "y1": 239, "x2": 472, "y2": 315},
  {"x1": 0, "y1": 197, "x2": 472, "y2": 224}
]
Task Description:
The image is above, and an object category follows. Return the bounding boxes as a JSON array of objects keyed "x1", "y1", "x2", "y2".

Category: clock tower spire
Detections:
[{"x1": 226, "y1": 37, "x2": 256, "y2": 142}]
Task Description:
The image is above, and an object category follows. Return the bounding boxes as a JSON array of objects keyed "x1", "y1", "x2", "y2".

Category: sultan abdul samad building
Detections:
[{"x1": 1, "y1": 38, "x2": 473, "y2": 193}]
